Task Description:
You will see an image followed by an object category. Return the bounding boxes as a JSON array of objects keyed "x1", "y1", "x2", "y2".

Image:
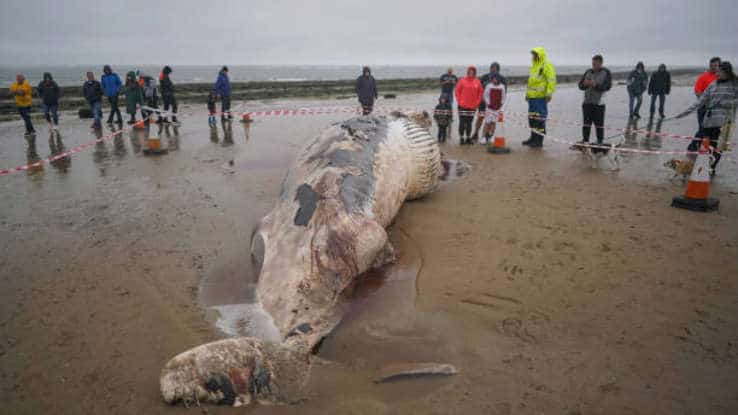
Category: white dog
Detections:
[{"x1": 569, "y1": 141, "x2": 621, "y2": 171}]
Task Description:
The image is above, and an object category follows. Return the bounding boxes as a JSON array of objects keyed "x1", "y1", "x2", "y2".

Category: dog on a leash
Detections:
[
  {"x1": 663, "y1": 158, "x2": 694, "y2": 180},
  {"x1": 569, "y1": 141, "x2": 621, "y2": 170}
]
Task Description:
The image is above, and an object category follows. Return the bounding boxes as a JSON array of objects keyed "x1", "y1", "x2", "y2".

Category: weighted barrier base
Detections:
[
  {"x1": 487, "y1": 146, "x2": 510, "y2": 154},
  {"x1": 143, "y1": 147, "x2": 169, "y2": 156},
  {"x1": 671, "y1": 196, "x2": 719, "y2": 212}
]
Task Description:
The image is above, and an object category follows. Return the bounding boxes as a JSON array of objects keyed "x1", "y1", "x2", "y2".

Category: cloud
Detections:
[{"x1": 1, "y1": 0, "x2": 735, "y2": 66}]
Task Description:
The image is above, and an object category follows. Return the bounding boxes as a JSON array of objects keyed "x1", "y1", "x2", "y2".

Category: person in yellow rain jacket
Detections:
[
  {"x1": 10, "y1": 73, "x2": 36, "y2": 135},
  {"x1": 522, "y1": 47, "x2": 556, "y2": 148}
]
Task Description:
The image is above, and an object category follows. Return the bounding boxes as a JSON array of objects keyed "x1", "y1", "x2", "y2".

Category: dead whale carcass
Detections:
[{"x1": 161, "y1": 113, "x2": 443, "y2": 406}]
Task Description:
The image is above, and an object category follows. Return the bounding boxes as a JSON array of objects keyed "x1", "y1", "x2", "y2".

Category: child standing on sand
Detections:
[
  {"x1": 433, "y1": 96, "x2": 452, "y2": 143},
  {"x1": 207, "y1": 91, "x2": 217, "y2": 127},
  {"x1": 481, "y1": 76, "x2": 506, "y2": 144}
]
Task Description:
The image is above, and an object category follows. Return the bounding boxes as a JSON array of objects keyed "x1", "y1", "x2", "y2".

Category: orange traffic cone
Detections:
[
  {"x1": 671, "y1": 138, "x2": 719, "y2": 212},
  {"x1": 143, "y1": 122, "x2": 168, "y2": 155},
  {"x1": 487, "y1": 112, "x2": 510, "y2": 154}
]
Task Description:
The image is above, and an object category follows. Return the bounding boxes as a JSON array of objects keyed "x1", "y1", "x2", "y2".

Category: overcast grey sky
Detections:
[{"x1": 1, "y1": 0, "x2": 735, "y2": 66}]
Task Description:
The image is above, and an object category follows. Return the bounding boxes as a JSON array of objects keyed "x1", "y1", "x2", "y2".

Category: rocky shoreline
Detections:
[{"x1": 0, "y1": 69, "x2": 700, "y2": 121}]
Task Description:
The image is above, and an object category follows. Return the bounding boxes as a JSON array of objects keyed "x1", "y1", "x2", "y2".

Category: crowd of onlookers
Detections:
[
  {"x1": 8, "y1": 65, "x2": 235, "y2": 135},
  {"x1": 421, "y1": 50, "x2": 736, "y2": 172},
  {"x1": 7, "y1": 51, "x2": 738, "y2": 174}
]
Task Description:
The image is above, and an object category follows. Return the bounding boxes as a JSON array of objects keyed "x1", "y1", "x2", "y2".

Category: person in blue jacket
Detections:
[
  {"x1": 215, "y1": 66, "x2": 232, "y2": 120},
  {"x1": 101, "y1": 65, "x2": 123, "y2": 124}
]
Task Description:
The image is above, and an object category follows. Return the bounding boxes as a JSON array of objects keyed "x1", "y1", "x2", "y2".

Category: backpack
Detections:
[{"x1": 143, "y1": 77, "x2": 156, "y2": 99}]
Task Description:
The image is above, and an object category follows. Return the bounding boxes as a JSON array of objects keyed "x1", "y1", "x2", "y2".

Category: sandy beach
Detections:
[{"x1": 1, "y1": 84, "x2": 737, "y2": 415}]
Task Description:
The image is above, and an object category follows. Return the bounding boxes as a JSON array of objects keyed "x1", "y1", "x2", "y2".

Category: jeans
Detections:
[
  {"x1": 221, "y1": 95, "x2": 231, "y2": 118},
  {"x1": 458, "y1": 106, "x2": 475, "y2": 138},
  {"x1": 628, "y1": 93, "x2": 643, "y2": 116},
  {"x1": 649, "y1": 93, "x2": 665, "y2": 115},
  {"x1": 18, "y1": 106, "x2": 34, "y2": 133},
  {"x1": 582, "y1": 103, "x2": 606, "y2": 143},
  {"x1": 162, "y1": 94, "x2": 178, "y2": 118},
  {"x1": 42, "y1": 104, "x2": 59, "y2": 125},
  {"x1": 90, "y1": 100, "x2": 103, "y2": 126},
  {"x1": 106, "y1": 95, "x2": 122, "y2": 123}
]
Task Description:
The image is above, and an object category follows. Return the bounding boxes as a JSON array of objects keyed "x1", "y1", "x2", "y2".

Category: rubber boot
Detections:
[{"x1": 528, "y1": 135, "x2": 543, "y2": 148}]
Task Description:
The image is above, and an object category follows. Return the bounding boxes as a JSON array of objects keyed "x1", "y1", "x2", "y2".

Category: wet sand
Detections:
[{"x1": 1, "y1": 85, "x2": 737, "y2": 414}]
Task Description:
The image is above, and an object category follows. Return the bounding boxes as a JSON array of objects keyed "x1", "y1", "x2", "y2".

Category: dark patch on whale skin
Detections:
[
  {"x1": 335, "y1": 117, "x2": 387, "y2": 214},
  {"x1": 296, "y1": 322, "x2": 312, "y2": 333},
  {"x1": 340, "y1": 173, "x2": 372, "y2": 214},
  {"x1": 205, "y1": 374, "x2": 237, "y2": 406},
  {"x1": 288, "y1": 117, "x2": 390, "y2": 222},
  {"x1": 286, "y1": 323, "x2": 313, "y2": 338},
  {"x1": 294, "y1": 184, "x2": 321, "y2": 226}
]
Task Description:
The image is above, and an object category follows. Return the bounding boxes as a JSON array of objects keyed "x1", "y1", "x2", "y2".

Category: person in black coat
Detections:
[
  {"x1": 355, "y1": 66, "x2": 378, "y2": 115},
  {"x1": 37, "y1": 72, "x2": 61, "y2": 128},
  {"x1": 159, "y1": 66, "x2": 178, "y2": 123},
  {"x1": 83, "y1": 71, "x2": 104, "y2": 128},
  {"x1": 648, "y1": 64, "x2": 671, "y2": 118}
]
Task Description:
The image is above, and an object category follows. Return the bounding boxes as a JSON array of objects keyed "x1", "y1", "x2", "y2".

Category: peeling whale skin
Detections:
[{"x1": 160, "y1": 113, "x2": 442, "y2": 406}]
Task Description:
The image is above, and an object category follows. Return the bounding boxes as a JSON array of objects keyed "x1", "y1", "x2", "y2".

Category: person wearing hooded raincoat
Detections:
[
  {"x1": 10, "y1": 73, "x2": 35, "y2": 134},
  {"x1": 101, "y1": 65, "x2": 123, "y2": 124},
  {"x1": 37, "y1": 72, "x2": 61, "y2": 127},
  {"x1": 214, "y1": 66, "x2": 232, "y2": 120},
  {"x1": 138, "y1": 71, "x2": 158, "y2": 123},
  {"x1": 124, "y1": 71, "x2": 143, "y2": 124},
  {"x1": 648, "y1": 64, "x2": 671, "y2": 118},
  {"x1": 356, "y1": 66, "x2": 378, "y2": 115},
  {"x1": 626, "y1": 62, "x2": 648, "y2": 119},
  {"x1": 523, "y1": 47, "x2": 557, "y2": 148},
  {"x1": 454, "y1": 66, "x2": 483, "y2": 145},
  {"x1": 159, "y1": 66, "x2": 178, "y2": 123}
]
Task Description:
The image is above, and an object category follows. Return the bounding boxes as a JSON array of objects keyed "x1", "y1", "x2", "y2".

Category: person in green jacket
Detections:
[{"x1": 124, "y1": 71, "x2": 143, "y2": 125}]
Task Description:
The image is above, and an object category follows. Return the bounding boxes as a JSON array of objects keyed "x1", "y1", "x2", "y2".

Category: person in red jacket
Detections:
[{"x1": 454, "y1": 66, "x2": 483, "y2": 145}]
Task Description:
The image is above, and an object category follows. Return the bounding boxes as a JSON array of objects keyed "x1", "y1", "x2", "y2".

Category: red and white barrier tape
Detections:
[
  {"x1": 503, "y1": 115, "x2": 710, "y2": 156},
  {"x1": 0, "y1": 117, "x2": 153, "y2": 176},
  {"x1": 2, "y1": 103, "x2": 734, "y2": 176},
  {"x1": 506, "y1": 110, "x2": 704, "y2": 142}
]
